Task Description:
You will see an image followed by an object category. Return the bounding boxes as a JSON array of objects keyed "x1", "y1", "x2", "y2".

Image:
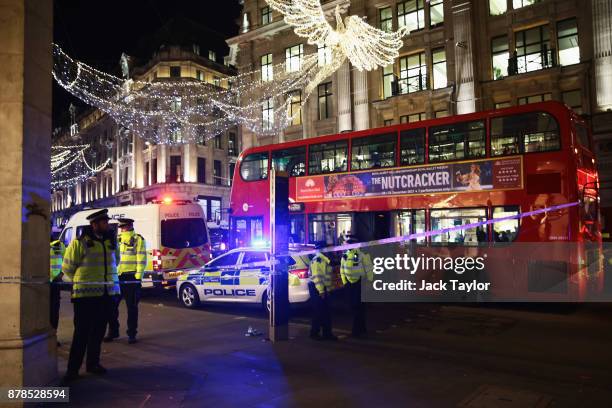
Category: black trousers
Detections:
[
  {"x1": 346, "y1": 279, "x2": 367, "y2": 336},
  {"x1": 50, "y1": 280, "x2": 61, "y2": 330},
  {"x1": 309, "y1": 282, "x2": 332, "y2": 337},
  {"x1": 67, "y1": 295, "x2": 113, "y2": 374},
  {"x1": 108, "y1": 273, "x2": 141, "y2": 338}
]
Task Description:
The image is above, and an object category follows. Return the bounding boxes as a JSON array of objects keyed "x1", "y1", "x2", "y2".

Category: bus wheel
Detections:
[{"x1": 180, "y1": 284, "x2": 200, "y2": 309}]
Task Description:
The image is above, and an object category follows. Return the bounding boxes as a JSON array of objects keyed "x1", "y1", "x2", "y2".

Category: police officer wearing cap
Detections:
[
  {"x1": 105, "y1": 218, "x2": 147, "y2": 344},
  {"x1": 62, "y1": 209, "x2": 120, "y2": 382},
  {"x1": 308, "y1": 242, "x2": 337, "y2": 341},
  {"x1": 340, "y1": 235, "x2": 373, "y2": 338}
]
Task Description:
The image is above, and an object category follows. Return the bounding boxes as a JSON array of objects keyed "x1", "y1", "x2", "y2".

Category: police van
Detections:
[
  {"x1": 59, "y1": 201, "x2": 211, "y2": 288},
  {"x1": 176, "y1": 247, "x2": 312, "y2": 309}
]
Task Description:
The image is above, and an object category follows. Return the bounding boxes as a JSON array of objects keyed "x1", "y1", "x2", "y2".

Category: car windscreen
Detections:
[{"x1": 161, "y1": 218, "x2": 208, "y2": 249}]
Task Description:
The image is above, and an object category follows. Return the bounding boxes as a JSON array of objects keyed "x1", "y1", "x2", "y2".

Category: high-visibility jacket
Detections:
[
  {"x1": 50, "y1": 240, "x2": 65, "y2": 282},
  {"x1": 309, "y1": 252, "x2": 333, "y2": 295},
  {"x1": 340, "y1": 248, "x2": 373, "y2": 285},
  {"x1": 118, "y1": 230, "x2": 147, "y2": 280},
  {"x1": 62, "y1": 232, "x2": 120, "y2": 299}
]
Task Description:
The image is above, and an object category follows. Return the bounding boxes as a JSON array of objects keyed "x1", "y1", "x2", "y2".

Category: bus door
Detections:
[
  {"x1": 355, "y1": 212, "x2": 391, "y2": 242},
  {"x1": 230, "y1": 216, "x2": 264, "y2": 248}
]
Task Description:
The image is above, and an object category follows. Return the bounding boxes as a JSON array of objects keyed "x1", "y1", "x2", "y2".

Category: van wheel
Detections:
[
  {"x1": 180, "y1": 284, "x2": 200, "y2": 309},
  {"x1": 261, "y1": 289, "x2": 271, "y2": 313}
]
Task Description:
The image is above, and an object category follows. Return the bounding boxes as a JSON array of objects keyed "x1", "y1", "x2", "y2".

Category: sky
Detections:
[{"x1": 52, "y1": 0, "x2": 242, "y2": 127}]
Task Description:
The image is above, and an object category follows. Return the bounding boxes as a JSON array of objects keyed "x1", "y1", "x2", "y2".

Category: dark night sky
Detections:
[{"x1": 52, "y1": 0, "x2": 242, "y2": 128}]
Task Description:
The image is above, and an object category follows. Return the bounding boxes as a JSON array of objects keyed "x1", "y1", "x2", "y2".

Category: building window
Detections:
[
  {"x1": 272, "y1": 146, "x2": 306, "y2": 177},
  {"x1": 435, "y1": 110, "x2": 449, "y2": 118},
  {"x1": 308, "y1": 140, "x2": 348, "y2": 175},
  {"x1": 318, "y1": 44, "x2": 332, "y2": 67},
  {"x1": 209, "y1": 50, "x2": 216, "y2": 61},
  {"x1": 261, "y1": 54, "x2": 273, "y2": 82},
  {"x1": 491, "y1": 36, "x2": 509, "y2": 80},
  {"x1": 144, "y1": 162, "x2": 150, "y2": 187},
  {"x1": 229, "y1": 163, "x2": 235, "y2": 186},
  {"x1": 380, "y1": 7, "x2": 393, "y2": 32},
  {"x1": 171, "y1": 97, "x2": 181, "y2": 112},
  {"x1": 285, "y1": 44, "x2": 303, "y2": 73},
  {"x1": 214, "y1": 160, "x2": 222, "y2": 186},
  {"x1": 400, "y1": 113, "x2": 425, "y2": 123},
  {"x1": 399, "y1": 52, "x2": 427, "y2": 94},
  {"x1": 400, "y1": 128, "x2": 426, "y2": 165},
  {"x1": 170, "y1": 155, "x2": 182, "y2": 183},
  {"x1": 228, "y1": 132, "x2": 237, "y2": 156},
  {"x1": 196, "y1": 70, "x2": 202, "y2": 81},
  {"x1": 557, "y1": 18, "x2": 579, "y2": 66},
  {"x1": 495, "y1": 101, "x2": 511, "y2": 109},
  {"x1": 517, "y1": 93, "x2": 551, "y2": 105},
  {"x1": 240, "y1": 152, "x2": 269, "y2": 181},
  {"x1": 383, "y1": 65, "x2": 395, "y2": 99},
  {"x1": 398, "y1": 0, "x2": 425, "y2": 32},
  {"x1": 318, "y1": 82, "x2": 332, "y2": 120},
  {"x1": 562, "y1": 90, "x2": 582, "y2": 114},
  {"x1": 490, "y1": 112, "x2": 560, "y2": 155},
  {"x1": 214, "y1": 134, "x2": 222, "y2": 149},
  {"x1": 429, "y1": 0, "x2": 444, "y2": 27},
  {"x1": 287, "y1": 90, "x2": 302, "y2": 126},
  {"x1": 261, "y1": 6, "x2": 272, "y2": 25},
  {"x1": 197, "y1": 157, "x2": 206, "y2": 183},
  {"x1": 429, "y1": 120, "x2": 486, "y2": 162},
  {"x1": 352, "y1": 133, "x2": 396, "y2": 170},
  {"x1": 514, "y1": 25, "x2": 551, "y2": 74},
  {"x1": 489, "y1": 0, "x2": 507, "y2": 15},
  {"x1": 432, "y1": 48, "x2": 447, "y2": 89},
  {"x1": 170, "y1": 66, "x2": 181, "y2": 78},
  {"x1": 384, "y1": 119, "x2": 394, "y2": 126},
  {"x1": 262, "y1": 98, "x2": 274, "y2": 131},
  {"x1": 513, "y1": 0, "x2": 540, "y2": 9},
  {"x1": 151, "y1": 158, "x2": 157, "y2": 184}
]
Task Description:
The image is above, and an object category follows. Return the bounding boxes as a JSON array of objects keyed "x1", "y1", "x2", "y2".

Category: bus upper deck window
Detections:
[
  {"x1": 240, "y1": 152, "x2": 269, "y2": 181},
  {"x1": 491, "y1": 112, "x2": 559, "y2": 156},
  {"x1": 272, "y1": 147, "x2": 306, "y2": 177},
  {"x1": 309, "y1": 141, "x2": 348, "y2": 175},
  {"x1": 351, "y1": 133, "x2": 396, "y2": 170},
  {"x1": 429, "y1": 121, "x2": 485, "y2": 163},
  {"x1": 400, "y1": 128, "x2": 425, "y2": 166}
]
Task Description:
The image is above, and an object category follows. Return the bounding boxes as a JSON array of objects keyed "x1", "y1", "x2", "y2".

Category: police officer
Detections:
[
  {"x1": 50, "y1": 238, "x2": 66, "y2": 345},
  {"x1": 105, "y1": 218, "x2": 147, "y2": 344},
  {"x1": 340, "y1": 236, "x2": 373, "y2": 338},
  {"x1": 309, "y1": 242, "x2": 337, "y2": 341},
  {"x1": 62, "y1": 209, "x2": 120, "y2": 382}
]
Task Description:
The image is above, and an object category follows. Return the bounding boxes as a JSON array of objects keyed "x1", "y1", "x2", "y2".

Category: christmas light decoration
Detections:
[{"x1": 51, "y1": 144, "x2": 111, "y2": 189}]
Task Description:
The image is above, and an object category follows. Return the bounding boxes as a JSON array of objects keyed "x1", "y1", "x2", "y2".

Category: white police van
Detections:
[{"x1": 176, "y1": 247, "x2": 312, "y2": 309}]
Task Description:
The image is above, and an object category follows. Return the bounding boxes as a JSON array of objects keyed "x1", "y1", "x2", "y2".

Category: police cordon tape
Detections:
[{"x1": 0, "y1": 200, "x2": 581, "y2": 285}]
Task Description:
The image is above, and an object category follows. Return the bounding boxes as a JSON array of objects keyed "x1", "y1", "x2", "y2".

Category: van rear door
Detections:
[{"x1": 160, "y1": 217, "x2": 210, "y2": 271}]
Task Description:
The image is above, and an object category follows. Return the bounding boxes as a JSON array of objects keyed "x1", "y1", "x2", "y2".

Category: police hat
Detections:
[
  {"x1": 86, "y1": 209, "x2": 110, "y2": 223},
  {"x1": 116, "y1": 218, "x2": 134, "y2": 227}
]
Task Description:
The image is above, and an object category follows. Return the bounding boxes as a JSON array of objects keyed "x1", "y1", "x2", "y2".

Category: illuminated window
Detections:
[
  {"x1": 400, "y1": 128, "x2": 425, "y2": 165},
  {"x1": 384, "y1": 119, "x2": 394, "y2": 126},
  {"x1": 514, "y1": 25, "x2": 551, "y2": 74},
  {"x1": 431, "y1": 208, "x2": 488, "y2": 245},
  {"x1": 489, "y1": 0, "x2": 507, "y2": 15},
  {"x1": 432, "y1": 48, "x2": 447, "y2": 89},
  {"x1": 309, "y1": 213, "x2": 353, "y2": 247},
  {"x1": 287, "y1": 90, "x2": 302, "y2": 126},
  {"x1": 400, "y1": 113, "x2": 425, "y2": 123},
  {"x1": 557, "y1": 18, "x2": 579, "y2": 66},
  {"x1": 308, "y1": 140, "x2": 348, "y2": 175},
  {"x1": 228, "y1": 132, "x2": 237, "y2": 156},
  {"x1": 398, "y1": 0, "x2": 425, "y2": 32},
  {"x1": 393, "y1": 210, "x2": 426, "y2": 243},
  {"x1": 517, "y1": 93, "x2": 551, "y2": 105},
  {"x1": 562, "y1": 90, "x2": 582, "y2": 114},
  {"x1": 429, "y1": 0, "x2": 444, "y2": 27},
  {"x1": 429, "y1": 120, "x2": 486, "y2": 162},
  {"x1": 493, "y1": 206, "x2": 520, "y2": 242},
  {"x1": 351, "y1": 133, "x2": 396, "y2": 170},
  {"x1": 272, "y1": 147, "x2": 306, "y2": 177},
  {"x1": 318, "y1": 82, "x2": 333, "y2": 120},
  {"x1": 383, "y1": 65, "x2": 395, "y2": 98},
  {"x1": 170, "y1": 97, "x2": 181, "y2": 112},
  {"x1": 399, "y1": 52, "x2": 427, "y2": 94},
  {"x1": 240, "y1": 152, "x2": 269, "y2": 181},
  {"x1": 491, "y1": 35, "x2": 509, "y2": 80},
  {"x1": 318, "y1": 44, "x2": 332, "y2": 67},
  {"x1": 261, "y1": 54, "x2": 273, "y2": 82},
  {"x1": 495, "y1": 101, "x2": 511, "y2": 109},
  {"x1": 261, "y1": 6, "x2": 272, "y2": 25},
  {"x1": 285, "y1": 44, "x2": 303, "y2": 73},
  {"x1": 262, "y1": 98, "x2": 274, "y2": 131},
  {"x1": 380, "y1": 7, "x2": 393, "y2": 32},
  {"x1": 209, "y1": 50, "x2": 216, "y2": 61},
  {"x1": 490, "y1": 111, "x2": 560, "y2": 156},
  {"x1": 513, "y1": 0, "x2": 540, "y2": 9},
  {"x1": 434, "y1": 110, "x2": 449, "y2": 118}
]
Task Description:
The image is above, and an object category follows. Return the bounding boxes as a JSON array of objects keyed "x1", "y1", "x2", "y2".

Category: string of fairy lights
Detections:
[{"x1": 51, "y1": 145, "x2": 111, "y2": 189}]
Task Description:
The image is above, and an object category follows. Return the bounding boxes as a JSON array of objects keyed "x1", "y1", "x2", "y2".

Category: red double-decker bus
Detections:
[{"x1": 229, "y1": 101, "x2": 602, "y2": 300}]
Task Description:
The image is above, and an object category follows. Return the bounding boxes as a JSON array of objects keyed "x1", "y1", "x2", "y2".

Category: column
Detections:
[
  {"x1": 158, "y1": 144, "x2": 167, "y2": 183},
  {"x1": 452, "y1": 1, "x2": 476, "y2": 114},
  {"x1": 132, "y1": 133, "x2": 143, "y2": 188},
  {"x1": 352, "y1": 68, "x2": 370, "y2": 131},
  {"x1": 593, "y1": 0, "x2": 612, "y2": 111},
  {"x1": 337, "y1": 61, "x2": 352, "y2": 132},
  {"x1": 0, "y1": 0, "x2": 57, "y2": 386}
]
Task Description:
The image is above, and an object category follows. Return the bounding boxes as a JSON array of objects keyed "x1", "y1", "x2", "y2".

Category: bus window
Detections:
[
  {"x1": 272, "y1": 147, "x2": 306, "y2": 177},
  {"x1": 429, "y1": 121, "x2": 485, "y2": 163},
  {"x1": 430, "y1": 208, "x2": 487, "y2": 245},
  {"x1": 240, "y1": 152, "x2": 269, "y2": 181},
  {"x1": 492, "y1": 206, "x2": 520, "y2": 242},
  {"x1": 400, "y1": 128, "x2": 425, "y2": 165},
  {"x1": 231, "y1": 217, "x2": 264, "y2": 248},
  {"x1": 575, "y1": 124, "x2": 590, "y2": 150},
  {"x1": 351, "y1": 133, "x2": 396, "y2": 170},
  {"x1": 491, "y1": 112, "x2": 560, "y2": 156},
  {"x1": 309, "y1": 213, "x2": 352, "y2": 246},
  {"x1": 308, "y1": 141, "x2": 348, "y2": 175},
  {"x1": 393, "y1": 210, "x2": 426, "y2": 243},
  {"x1": 289, "y1": 214, "x2": 306, "y2": 244},
  {"x1": 161, "y1": 218, "x2": 208, "y2": 249}
]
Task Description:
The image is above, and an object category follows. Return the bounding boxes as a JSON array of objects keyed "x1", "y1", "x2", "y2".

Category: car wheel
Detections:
[
  {"x1": 180, "y1": 284, "x2": 200, "y2": 309},
  {"x1": 261, "y1": 288, "x2": 271, "y2": 313}
]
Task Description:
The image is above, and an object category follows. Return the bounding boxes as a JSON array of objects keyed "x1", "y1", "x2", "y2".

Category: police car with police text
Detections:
[{"x1": 176, "y1": 247, "x2": 312, "y2": 309}]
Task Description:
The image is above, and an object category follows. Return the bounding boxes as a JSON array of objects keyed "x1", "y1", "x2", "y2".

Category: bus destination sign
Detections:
[{"x1": 296, "y1": 157, "x2": 522, "y2": 201}]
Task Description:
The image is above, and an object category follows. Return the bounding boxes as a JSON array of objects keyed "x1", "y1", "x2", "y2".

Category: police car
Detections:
[{"x1": 176, "y1": 247, "x2": 312, "y2": 309}]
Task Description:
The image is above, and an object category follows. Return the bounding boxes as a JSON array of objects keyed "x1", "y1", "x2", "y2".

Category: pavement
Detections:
[{"x1": 44, "y1": 290, "x2": 612, "y2": 408}]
